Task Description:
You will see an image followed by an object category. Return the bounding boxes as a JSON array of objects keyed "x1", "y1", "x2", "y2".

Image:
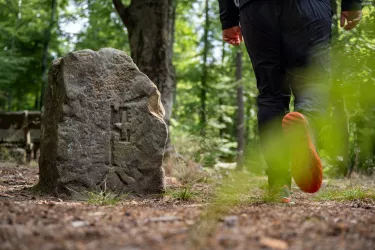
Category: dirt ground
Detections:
[{"x1": 1, "y1": 162, "x2": 375, "y2": 250}]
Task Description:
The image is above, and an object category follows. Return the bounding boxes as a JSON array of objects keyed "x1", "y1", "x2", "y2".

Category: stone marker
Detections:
[{"x1": 38, "y1": 48, "x2": 168, "y2": 196}]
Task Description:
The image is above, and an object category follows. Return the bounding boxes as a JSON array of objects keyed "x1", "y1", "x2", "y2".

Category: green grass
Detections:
[
  {"x1": 313, "y1": 186, "x2": 375, "y2": 202},
  {"x1": 86, "y1": 191, "x2": 128, "y2": 206},
  {"x1": 168, "y1": 186, "x2": 197, "y2": 201}
]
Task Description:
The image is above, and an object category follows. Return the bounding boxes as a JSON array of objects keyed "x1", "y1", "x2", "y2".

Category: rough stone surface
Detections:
[{"x1": 39, "y1": 48, "x2": 168, "y2": 196}]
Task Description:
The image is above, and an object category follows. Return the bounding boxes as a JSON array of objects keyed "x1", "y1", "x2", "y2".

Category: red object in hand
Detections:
[{"x1": 282, "y1": 112, "x2": 323, "y2": 193}]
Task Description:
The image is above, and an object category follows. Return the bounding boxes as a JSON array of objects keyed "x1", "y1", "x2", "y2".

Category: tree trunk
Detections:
[
  {"x1": 7, "y1": 90, "x2": 12, "y2": 112},
  {"x1": 113, "y1": 0, "x2": 176, "y2": 128},
  {"x1": 170, "y1": 0, "x2": 177, "y2": 107},
  {"x1": 235, "y1": 49, "x2": 244, "y2": 169},
  {"x1": 40, "y1": 0, "x2": 57, "y2": 110},
  {"x1": 331, "y1": 88, "x2": 350, "y2": 176},
  {"x1": 330, "y1": 0, "x2": 349, "y2": 176},
  {"x1": 219, "y1": 41, "x2": 226, "y2": 138},
  {"x1": 330, "y1": 0, "x2": 339, "y2": 37},
  {"x1": 200, "y1": 0, "x2": 210, "y2": 135}
]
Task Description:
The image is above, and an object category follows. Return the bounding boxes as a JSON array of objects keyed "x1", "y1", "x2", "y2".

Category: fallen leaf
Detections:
[{"x1": 260, "y1": 237, "x2": 288, "y2": 250}]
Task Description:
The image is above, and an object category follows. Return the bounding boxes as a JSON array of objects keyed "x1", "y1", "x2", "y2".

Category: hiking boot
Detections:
[
  {"x1": 268, "y1": 185, "x2": 293, "y2": 204},
  {"x1": 282, "y1": 112, "x2": 323, "y2": 193},
  {"x1": 279, "y1": 185, "x2": 292, "y2": 203}
]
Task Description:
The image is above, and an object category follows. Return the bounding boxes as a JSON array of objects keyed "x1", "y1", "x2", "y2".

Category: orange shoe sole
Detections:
[{"x1": 282, "y1": 112, "x2": 322, "y2": 193}]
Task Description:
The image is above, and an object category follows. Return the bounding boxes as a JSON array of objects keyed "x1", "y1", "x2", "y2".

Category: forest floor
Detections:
[{"x1": 1, "y1": 162, "x2": 375, "y2": 250}]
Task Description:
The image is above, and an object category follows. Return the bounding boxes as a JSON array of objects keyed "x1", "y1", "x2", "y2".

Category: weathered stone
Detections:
[{"x1": 39, "y1": 48, "x2": 168, "y2": 196}]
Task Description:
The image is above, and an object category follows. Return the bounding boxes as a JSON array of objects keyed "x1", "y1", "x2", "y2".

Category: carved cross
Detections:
[{"x1": 114, "y1": 107, "x2": 132, "y2": 142}]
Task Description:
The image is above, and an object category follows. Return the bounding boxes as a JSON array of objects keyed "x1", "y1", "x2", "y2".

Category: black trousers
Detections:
[{"x1": 240, "y1": 0, "x2": 332, "y2": 188}]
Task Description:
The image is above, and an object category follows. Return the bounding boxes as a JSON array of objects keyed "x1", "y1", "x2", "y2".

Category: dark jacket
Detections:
[{"x1": 219, "y1": 0, "x2": 363, "y2": 30}]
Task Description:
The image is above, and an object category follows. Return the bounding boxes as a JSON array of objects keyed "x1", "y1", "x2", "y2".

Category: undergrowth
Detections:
[
  {"x1": 167, "y1": 186, "x2": 197, "y2": 201},
  {"x1": 313, "y1": 186, "x2": 375, "y2": 202},
  {"x1": 86, "y1": 191, "x2": 128, "y2": 206}
]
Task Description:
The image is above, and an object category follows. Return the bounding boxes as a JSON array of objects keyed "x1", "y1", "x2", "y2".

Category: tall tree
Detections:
[
  {"x1": 200, "y1": 0, "x2": 210, "y2": 135},
  {"x1": 329, "y1": 0, "x2": 349, "y2": 176},
  {"x1": 330, "y1": 0, "x2": 339, "y2": 35},
  {"x1": 112, "y1": 0, "x2": 176, "y2": 127},
  {"x1": 40, "y1": 0, "x2": 58, "y2": 110},
  {"x1": 235, "y1": 49, "x2": 244, "y2": 169}
]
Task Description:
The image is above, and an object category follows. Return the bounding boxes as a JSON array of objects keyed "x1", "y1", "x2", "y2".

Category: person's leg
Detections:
[
  {"x1": 281, "y1": 0, "x2": 332, "y2": 193},
  {"x1": 240, "y1": 1, "x2": 291, "y2": 189},
  {"x1": 282, "y1": 0, "x2": 332, "y2": 128}
]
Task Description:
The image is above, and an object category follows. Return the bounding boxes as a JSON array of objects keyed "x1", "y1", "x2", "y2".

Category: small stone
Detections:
[
  {"x1": 223, "y1": 216, "x2": 238, "y2": 228},
  {"x1": 71, "y1": 221, "x2": 89, "y2": 228},
  {"x1": 130, "y1": 200, "x2": 138, "y2": 205},
  {"x1": 350, "y1": 219, "x2": 357, "y2": 224},
  {"x1": 240, "y1": 213, "x2": 248, "y2": 219}
]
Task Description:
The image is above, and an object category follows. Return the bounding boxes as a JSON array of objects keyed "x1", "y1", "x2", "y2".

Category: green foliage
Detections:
[
  {"x1": 0, "y1": 0, "x2": 68, "y2": 111},
  {"x1": 0, "y1": 145, "x2": 10, "y2": 161},
  {"x1": 73, "y1": 0, "x2": 129, "y2": 52},
  {"x1": 172, "y1": 0, "x2": 257, "y2": 167},
  {"x1": 314, "y1": 186, "x2": 375, "y2": 202},
  {"x1": 319, "y1": 5, "x2": 375, "y2": 176},
  {"x1": 86, "y1": 191, "x2": 128, "y2": 206},
  {"x1": 168, "y1": 186, "x2": 197, "y2": 201},
  {"x1": 171, "y1": 130, "x2": 238, "y2": 166}
]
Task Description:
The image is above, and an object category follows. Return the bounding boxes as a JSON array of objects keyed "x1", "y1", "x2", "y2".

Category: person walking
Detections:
[{"x1": 218, "y1": 0, "x2": 362, "y2": 203}]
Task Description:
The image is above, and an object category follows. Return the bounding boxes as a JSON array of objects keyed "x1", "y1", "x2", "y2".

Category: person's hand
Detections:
[
  {"x1": 222, "y1": 26, "x2": 242, "y2": 46},
  {"x1": 340, "y1": 10, "x2": 362, "y2": 30}
]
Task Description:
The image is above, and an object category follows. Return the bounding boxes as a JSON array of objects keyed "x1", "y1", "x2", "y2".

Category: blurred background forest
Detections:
[{"x1": 0, "y1": 0, "x2": 375, "y2": 177}]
